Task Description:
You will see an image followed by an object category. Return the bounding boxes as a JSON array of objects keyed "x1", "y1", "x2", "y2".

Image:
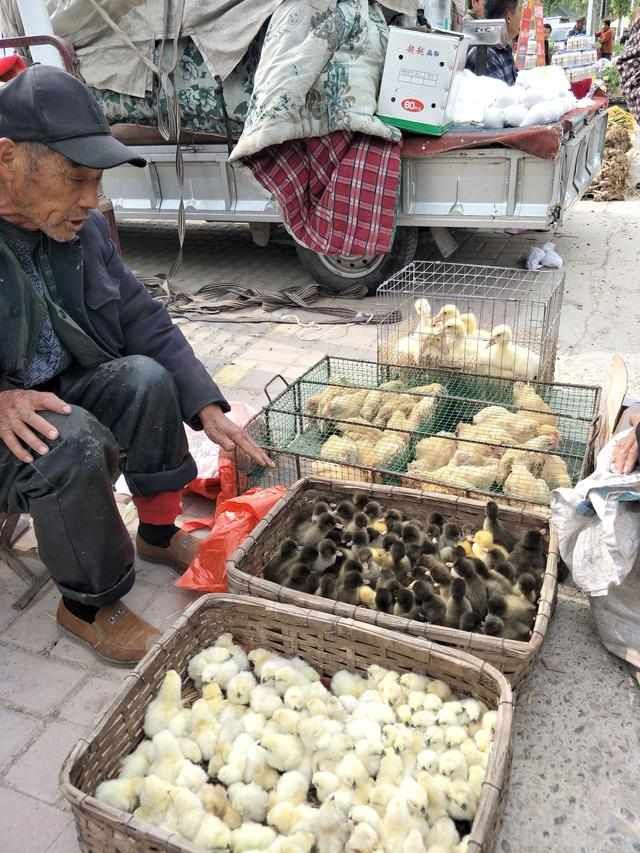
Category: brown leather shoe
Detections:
[
  {"x1": 56, "y1": 600, "x2": 161, "y2": 666},
  {"x1": 136, "y1": 529, "x2": 200, "y2": 574}
]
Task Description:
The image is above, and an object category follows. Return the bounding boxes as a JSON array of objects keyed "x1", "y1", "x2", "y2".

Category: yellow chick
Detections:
[
  {"x1": 354, "y1": 445, "x2": 378, "y2": 468},
  {"x1": 504, "y1": 463, "x2": 551, "y2": 504},
  {"x1": 541, "y1": 454, "x2": 572, "y2": 489},
  {"x1": 414, "y1": 433, "x2": 456, "y2": 469},
  {"x1": 327, "y1": 390, "x2": 369, "y2": 422},
  {"x1": 320, "y1": 434, "x2": 360, "y2": 465},
  {"x1": 407, "y1": 396, "x2": 439, "y2": 431},
  {"x1": 342, "y1": 418, "x2": 383, "y2": 444},
  {"x1": 373, "y1": 432, "x2": 408, "y2": 467},
  {"x1": 427, "y1": 460, "x2": 499, "y2": 492},
  {"x1": 361, "y1": 390, "x2": 385, "y2": 422},
  {"x1": 512, "y1": 383, "x2": 558, "y2": 428},
  {"x1": 309, "y1": 460, "x2": 372, "y2": 483},
  {"x1": 144, "y1": 670, "x2": 184, "y2": 738},
  {"x1": 312, "y1": 384, "x2": 348, "y2": 418},
  {"x1": 457, "y1": 421, "x2": 514, "y2": 451}
]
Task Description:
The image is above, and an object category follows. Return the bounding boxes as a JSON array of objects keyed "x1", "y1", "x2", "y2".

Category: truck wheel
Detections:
[{"x1": 295, "y1": 226, "x2": 419, "y2": 295}]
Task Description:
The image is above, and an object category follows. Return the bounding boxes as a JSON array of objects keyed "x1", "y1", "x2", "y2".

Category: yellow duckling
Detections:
[
  {"x1": 472, "y1": 529, "x2": 509, "y2": 563},
  {"x1": 432, "y1": 303, "x2": 459, "y2": 328},
  {"x1": 472, "y1": 529, "x2": 494, "y2": 562},
  {"x1": 358, "y1": 585, "x2": 377, "y2": 608},
  {"x1": 458, "y1": 539, "x2": 474, "y2": 557},
  {"x1": 433, "y1": 306, "x2": 490, "y2": 340},
  {"x1": 369, "y1": 547, "x2": 393, "y2": 570},
  {"x1": 371, "y1": 519, "x2": 388, "y2": 535},
  {"x1": 459, "y1": 313, "x2": 491, "y2": 340}
]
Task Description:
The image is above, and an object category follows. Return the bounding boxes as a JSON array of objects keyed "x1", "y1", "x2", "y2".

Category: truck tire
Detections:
[{"x1": 295, "y1": 226, "x2": 419, "y2": 295}]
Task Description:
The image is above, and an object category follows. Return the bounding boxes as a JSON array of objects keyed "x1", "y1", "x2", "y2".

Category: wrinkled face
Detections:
[{"x1": 0, "y1": 141, "x2": 102, "y2": 242}]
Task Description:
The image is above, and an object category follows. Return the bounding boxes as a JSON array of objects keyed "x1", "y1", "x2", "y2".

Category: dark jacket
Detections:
[{"x1": 0, "y1": 210, "x2": 228, "y2": 426}]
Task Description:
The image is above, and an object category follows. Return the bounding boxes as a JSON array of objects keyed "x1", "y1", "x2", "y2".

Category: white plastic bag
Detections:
[
  {"x1": 448, "y1": 70, "x2": 510, "y2": 125},
  {"x1": 589, "y1": 558, "x2": 640, "y2": 669},
  {"x1": 551, "y1": 428, "x2": 640, "y2": 595},
  {"x1": 542, "y1": 242, "x2": 563, "y2": 269},
  {"x1": 552, "y1": 428, "x2": 640, "y2": 667}
]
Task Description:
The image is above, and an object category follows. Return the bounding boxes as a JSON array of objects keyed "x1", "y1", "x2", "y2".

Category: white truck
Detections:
[{"x1": 4, "y1": 0, "x2": 607, "y2": 292}]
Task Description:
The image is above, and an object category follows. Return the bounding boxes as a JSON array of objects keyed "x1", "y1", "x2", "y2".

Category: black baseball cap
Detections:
[{"x1": 0, "y1": 65, "x2": 146, "y2": 169}]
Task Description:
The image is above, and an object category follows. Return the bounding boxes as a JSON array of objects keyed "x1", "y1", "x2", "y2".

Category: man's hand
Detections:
[
  {"x1": 613, "y1": 409, "x2": 640, "y2": 475},
  {"x1": 0, "y1": 389, "x2": 71, "y2": 464},
  {"x1": 199, "y1": 404, "x2": 274, "y2": 468}
]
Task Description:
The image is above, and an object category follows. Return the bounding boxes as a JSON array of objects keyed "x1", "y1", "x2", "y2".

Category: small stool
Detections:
[{"x1": 0, "y1": 513, "x2": 51, "y2": 610}]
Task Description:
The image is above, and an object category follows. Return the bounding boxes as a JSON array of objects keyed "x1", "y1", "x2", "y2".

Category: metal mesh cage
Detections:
[
  {"x1": 375, "y1": 261, "x2": 565, "y2": 383},
  {"x1": 241, "y1": 356, "x2": 600, "y2": 510}
]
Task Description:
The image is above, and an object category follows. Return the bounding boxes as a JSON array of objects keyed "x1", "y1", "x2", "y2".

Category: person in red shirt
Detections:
[{"x1": 598, "y1": 19, "x2": 614, "y2": 59}]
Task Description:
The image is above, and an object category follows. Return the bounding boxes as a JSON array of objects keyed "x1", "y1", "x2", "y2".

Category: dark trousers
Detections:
[{"x1": 0, "y1": 355, "x2": 196, "y2": 606}]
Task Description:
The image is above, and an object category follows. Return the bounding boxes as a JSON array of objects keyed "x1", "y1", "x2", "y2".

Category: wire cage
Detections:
[
  {"x1": 240, "y1": 356, "x2": 601, "y2": 511},
  {"x1": 375, "y1": 261, "x2": 566, "y2": 383}
]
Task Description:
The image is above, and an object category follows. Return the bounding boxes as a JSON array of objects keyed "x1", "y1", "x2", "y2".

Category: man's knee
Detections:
[
  {"x1": 111, "y1": 355, "x2": 176, "y2": 400},
  {"x1": 47, "y1": 406, "x2": 119, "y2": 469}
]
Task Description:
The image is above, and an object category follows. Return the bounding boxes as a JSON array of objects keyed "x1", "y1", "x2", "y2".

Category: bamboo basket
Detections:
[
  {"x1": 228, "y1": 478, "x2": 558, "y2": 686},
  {"x1": 61, "y1": 595, "x2": 514, "y2": 853}
]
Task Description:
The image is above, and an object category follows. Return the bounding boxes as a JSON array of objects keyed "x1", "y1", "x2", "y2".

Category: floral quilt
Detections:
[
  {"x1": 90, "y1": 0, "x2": 400, "y2": 158},
  {"x1": 90, "y1": 35, "x2": 262, "y2": 139},
  {"x1": 229, "y1": 0, "x2": 401, "y2": 161}
]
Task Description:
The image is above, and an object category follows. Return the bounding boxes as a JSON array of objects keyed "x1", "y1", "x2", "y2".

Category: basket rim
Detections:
[
  {"x1": 60, "y1": 594, "x2": 514, "y2": 852},
  {"x1": 226, "y1": 477, "x2": 558, "y2": 679}
]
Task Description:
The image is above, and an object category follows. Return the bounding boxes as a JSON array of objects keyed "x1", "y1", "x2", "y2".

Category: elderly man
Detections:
[{"x1": 0, "y1": 66, "x2": 272, "y2": 665}]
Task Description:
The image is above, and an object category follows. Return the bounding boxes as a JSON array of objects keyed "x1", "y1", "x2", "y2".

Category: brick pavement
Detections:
[{"x1": 1, "y1": 204, "x2": 639, "y2": 853}]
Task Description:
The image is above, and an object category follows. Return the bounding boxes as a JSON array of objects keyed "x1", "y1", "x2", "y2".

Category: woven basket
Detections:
[
  {"x1": 61, "y1": 594, "x2": 513, "y2": 853},
  {"x1": 228, "y1": 478, "x2": 558, "y2": 687}
]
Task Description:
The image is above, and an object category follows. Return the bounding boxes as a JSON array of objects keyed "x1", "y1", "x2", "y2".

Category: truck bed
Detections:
[{"x1": 103, "y1": 100, "x2": 607, "y2": 233}]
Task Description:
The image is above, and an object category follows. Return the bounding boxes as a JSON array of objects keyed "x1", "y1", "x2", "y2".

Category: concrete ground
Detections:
[{"x1": 1, "y1": 201, "x2": 639, "y2": 853}]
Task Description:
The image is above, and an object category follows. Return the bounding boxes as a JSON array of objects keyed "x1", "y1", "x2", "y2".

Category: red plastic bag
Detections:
[
  {"x1": 176, "y1": 486, "x2": 287, "y2": 593},
  {"x1": 182, "y1": 403, "x2": 256, "y2": 501},
  {"x1": 0, "y1": 55, "x2": 27, "y2": 81},
  {"x1": 182, "y1": 454, "x2": 236, "y2": 504}
]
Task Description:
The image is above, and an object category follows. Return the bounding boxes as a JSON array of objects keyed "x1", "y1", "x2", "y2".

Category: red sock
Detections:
[{"x1": 133, "y1": 491, "x2": 182, "y2": 525}]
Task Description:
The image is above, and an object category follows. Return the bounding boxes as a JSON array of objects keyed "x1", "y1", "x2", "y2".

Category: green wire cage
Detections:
[{"x1": 240, "y1": 356, "x2": 601, "y2": 511}]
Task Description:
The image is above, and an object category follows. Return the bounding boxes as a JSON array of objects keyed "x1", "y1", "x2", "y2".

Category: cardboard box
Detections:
[{"x1": 377, "y1": 27, "x2": 469, "y2": 136}]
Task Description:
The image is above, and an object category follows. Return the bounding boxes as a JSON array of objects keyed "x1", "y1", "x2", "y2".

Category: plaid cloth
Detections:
[
  {"x1": 619, "y1": 20, "x2": 640, "y2": 123},
  {"x1": 245, "y1": 131, "x2": 402, "y2": 257},
  {"x1": 466, "y1": 45, "x2": 518, "y2": 86}
]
